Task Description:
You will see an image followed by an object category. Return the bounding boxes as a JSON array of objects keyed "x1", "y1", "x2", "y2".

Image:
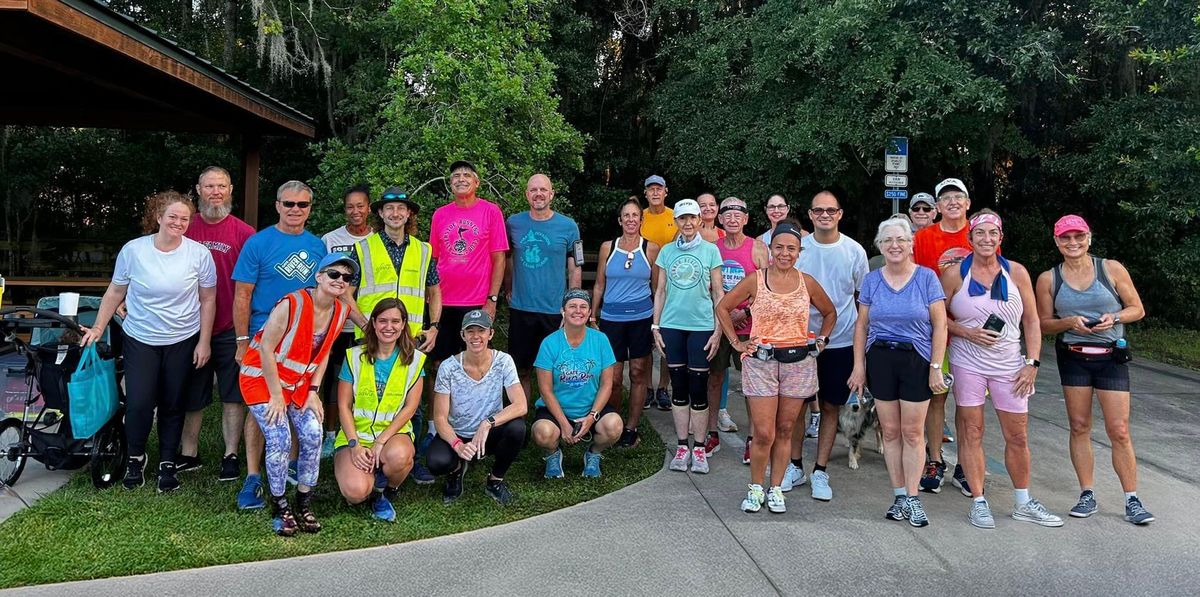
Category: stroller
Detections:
[{"x1": 0, "y1": 296, "x2": 126, "y2": 489}]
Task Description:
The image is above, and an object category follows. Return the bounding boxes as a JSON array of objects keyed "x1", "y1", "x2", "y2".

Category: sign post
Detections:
[{"x1": 884, "y1": 136, "x2": 909, "y2": 215}]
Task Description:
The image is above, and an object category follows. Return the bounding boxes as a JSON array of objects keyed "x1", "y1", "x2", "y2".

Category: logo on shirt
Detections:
[
  {"x1": 938, "y1": 247, "x2": 972, "y2": 272},
  {"x1": 440, "y1": 218, "x2": 481, "y2": 260},
  {"x1": 518, "y1": 228, "x2": 551, "y2": 269},
  {"x1": 200, "y1": 240, "x2": 233, "y2": 254},
  {"x1": 329, "y1": 245, "x2": 355, "y2": 254},
  {"x1": 555, "y1": 358, "x2": 597, "y2": 388},
  {"x1": 721, "y1": 259, "x2": 746, "y2": 292},
  {"x1": 275, "y1": 250, "x2": 315, "y2": 281},
  {"x1": 668, "y1": 254, "x2": 705, "y2": 290}
]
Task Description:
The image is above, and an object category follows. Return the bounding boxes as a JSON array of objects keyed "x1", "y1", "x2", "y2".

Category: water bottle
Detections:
[
  {"x1": 807, "y1": 331, "x2": 817, "y2": 357},
  {"x1": 755, "y1": 342, "x2": 774, "y2": 361},
  {"x1": 1114, "y1": 337, "x2": 1131, "y2": 364}
]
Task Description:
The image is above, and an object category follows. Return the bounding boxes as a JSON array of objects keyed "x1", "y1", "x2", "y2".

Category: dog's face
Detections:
[{"x1": 840, "y1": 388, "x2": 877, "y2": 430}]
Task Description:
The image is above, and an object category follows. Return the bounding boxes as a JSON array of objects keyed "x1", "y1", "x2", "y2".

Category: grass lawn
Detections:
[{"x1": 1125, "y1": 323, "x2": 1200, "y2": 371}]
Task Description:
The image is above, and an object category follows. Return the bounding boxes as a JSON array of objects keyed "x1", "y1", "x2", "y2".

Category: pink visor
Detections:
[{"x1": 1054, "y1": 214, "x2": 1090, "y2": 237}]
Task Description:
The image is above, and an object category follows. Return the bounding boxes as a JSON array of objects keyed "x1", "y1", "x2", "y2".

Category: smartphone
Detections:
[
  {"x1": 572, "y1": 420, "x2": 584, "y2": 437},
  {"x1": 982, "y1": 314, "x2": 1006, "y2": 334},
  {"x1": 1084, "y1": 318, "x2": 1102, "y2": 328}
]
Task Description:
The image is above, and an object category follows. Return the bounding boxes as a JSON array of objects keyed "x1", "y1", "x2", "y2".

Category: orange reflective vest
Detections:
[{"x1": 240, "y1": 289, "x2": 348, "y2": 408}]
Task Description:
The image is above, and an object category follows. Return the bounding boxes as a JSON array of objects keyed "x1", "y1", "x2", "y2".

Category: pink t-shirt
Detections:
[
  {"x1": 431, "y1": 198, "x2": 510, "y2": 306},
  {"x1": 185, "y1": 214, "x2": 255, "y2": 333}
]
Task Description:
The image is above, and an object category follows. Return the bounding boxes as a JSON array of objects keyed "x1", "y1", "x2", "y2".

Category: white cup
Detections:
[{"x1": 59, "y1": 292, "x2": 80, "y2": 317}]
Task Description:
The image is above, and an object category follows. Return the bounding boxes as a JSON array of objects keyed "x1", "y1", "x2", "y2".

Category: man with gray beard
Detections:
[{"x1": 178, "y1": 166, "x2": 256, "y2": 482}]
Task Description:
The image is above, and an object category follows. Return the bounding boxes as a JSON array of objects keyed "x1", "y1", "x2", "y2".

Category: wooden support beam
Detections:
[{"x1": 241, "y1": 134, "x2": 261, "y2": 228}]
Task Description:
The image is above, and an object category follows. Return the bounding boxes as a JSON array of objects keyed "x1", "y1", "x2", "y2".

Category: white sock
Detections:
[
  {"x1": 1125, "y1": 491, "x2": 1138, "y2": 500},
  {"x1": 1014, "y1": 488, "x2": 1031, "y2": 506},
  {"x1": 974, "y1": 496, "x2": 987, "y2": 504},
  {"x1": 893, "y1": 487, "x2": 905, "y2": 497}
]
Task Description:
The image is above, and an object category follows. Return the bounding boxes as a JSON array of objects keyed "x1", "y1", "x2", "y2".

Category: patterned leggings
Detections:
[{"x1": 248, "y1": 404, "x2": 322, "y2": 497}]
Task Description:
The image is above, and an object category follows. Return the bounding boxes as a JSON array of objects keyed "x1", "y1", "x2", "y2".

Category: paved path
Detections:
[{"x1": 5, "y1": 346, "x2": 1199, "y2": 596}]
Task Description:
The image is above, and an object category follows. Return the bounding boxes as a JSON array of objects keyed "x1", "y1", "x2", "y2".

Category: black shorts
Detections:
[
  {"x1": 428, "y1": 305, "x2": 482, "y2": 362},
  {"x1": 815, "y1": 346, "x2": 854, "y2": 405},
  {"x1": 598, "y1": 317, "x2": 653, "y2": 362},
  {"x1": 508, "y1": 308, "x2": 562, "y2": 370},
  {"x1": 322, "y1": 332, "x2": 357, "y2": 405},
  {"x1": 866, "y1": 345, "x2": 933, "y2": 403},
  {"x1": 1055, "y1": 345, "x2": 1130, "y2": 392},
  {"x1": 533, "y1": 405, "x2": 620, "y2": 425},
  {"x1": 659, "y1": 327, "x2": 711, "y2": 369},
  {"x1": 185, "y1": 329, "x2": 242, "y2": 411}
]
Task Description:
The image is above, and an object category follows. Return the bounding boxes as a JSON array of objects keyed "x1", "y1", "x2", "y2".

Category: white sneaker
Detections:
[
  {"x1": 767, "y1": 486, "x2": 786, "y2": 513},
  {"x1": 716, "y1": 409, "x2": 738, "y2": 432},
  {"x1": 669, "y1": 445, "x2": 690, "y2": 472},
  {"x1": 741, "y1": 484, "x2": 765, "y2": 513},
  {"x1": 690, "y1": 446, "x2": 709, "y2": 474},
  {"x1": 1012, "y1": 497, "x2": 1064, "y2": 527},
  {"x1": 781, "y1": 463, "x2": 808, "y2": 492}
]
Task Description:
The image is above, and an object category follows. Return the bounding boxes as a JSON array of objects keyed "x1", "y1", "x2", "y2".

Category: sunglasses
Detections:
[
  {"x1": 809, "y1": 207, "x2": 841, "y2": 216},
  {"x1": 910, "y1": 206, "x2": 934, "y2": 213},
  {"x1": 320, "y1": 269, "x2": 352, "y2": 280},
  {"x1": 624, "y1": 252, "x2": 635, "y2": 269},
  {"x1": 279, "y1": 200, "x2": 311, "y2": 209},
  {"x1": 381, "y1": 193, "x2": 408, "y2": 201}
]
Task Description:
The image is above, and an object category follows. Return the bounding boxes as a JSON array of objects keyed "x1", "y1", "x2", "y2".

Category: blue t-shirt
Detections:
[
  {"x1": 858, "y1": 267, "x2": 946, "y2": 362},
  {"x1": 339, "y1": 349, "x2": 424, "y2": 398},
  {"x1": 232, "y1": 226, "x2": 327, "y2": 333},
  {"x1": 507, "y1": 212, "x2": 580, "y2": 314},
  {"x1": 534, "y1": 328, "x2": 617, "y2": 420},
  {"x1": 655, "y1": 240, "x2": 723, "y2": 331}
]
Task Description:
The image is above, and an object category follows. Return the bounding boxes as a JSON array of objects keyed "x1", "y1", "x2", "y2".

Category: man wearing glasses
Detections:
[
  {"x1": 912, "y1": 177, "x2": 975, "y2": 495},
  {"x1": 230, "y1": 180, "x2": 328, "y2": 510},
  {"x1": 908, "y1": 193, "x2": 937, "y2": 231}
]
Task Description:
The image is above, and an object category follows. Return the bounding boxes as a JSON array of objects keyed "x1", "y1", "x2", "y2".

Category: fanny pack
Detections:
[
  {"x1": 755, "y1": 344, "x2": 813, "y2": 363},
  {"x1": 1057, "y1": 339, "x2": 1132, "y2": 364},
  {"x1": 872, "y1": 340, "x2": 915, "y2": 352}
]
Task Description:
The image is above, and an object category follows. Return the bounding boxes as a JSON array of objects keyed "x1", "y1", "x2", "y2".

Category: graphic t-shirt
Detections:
[
  {"x1": 534, "y1": 328, "x2": 616, "y2": 420},
  {"x1": 656, "y1": 240, "x2": 723, "y2": 331},
  {"x1": 858, "y1": 267, "x2": 946, "y2": 362},
  {"x1": 322, "y1": 225, "x2": 370, "y2": 255},
  {"x1": 718, "y1": 236, "x2": 758, "y2": 335},
  {"x1": 434, "y1": 350, "x2": 519, "y2": 437},
  {"x1": 185, "y1": 215, "x2": 254, "y2": 333},
  {"x1": 431, "y1": 198, "x2": 509, "y2": 306},
  {"x1": 797, "y1": 233, "x2": 869, "y2": 348},
  {"x1": 641, "y1": 207, "x2": 676, "y2": 248},
  {"x1": 507, "y1": 212, "x2": 580, "y2": 314},
  {"x1": 232, "y1": 226, "x2": 327, "y2": 333},
  {"x1": 912, "y1": 223, "x2": 971, "y2": 274},
  {"x1": 112, "y1": 235, "x2": 217, "y2": 346}
]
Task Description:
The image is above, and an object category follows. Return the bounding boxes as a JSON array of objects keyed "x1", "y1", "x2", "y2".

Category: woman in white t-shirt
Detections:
[
  {"x1": 428, "y1": 309, "x2": 528, "y2": 506},
  {"x1": 82, "y1": 191, "x2": 217, "y2": 493}
]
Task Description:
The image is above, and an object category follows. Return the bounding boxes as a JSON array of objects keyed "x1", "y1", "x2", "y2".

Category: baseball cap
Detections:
[
  {"x1": 935, "y1": 178, "x2": 969, "y2": 198},
  {"x1": 371, "y1": 186, "x2": 420, "y2": 215},
  {"x1": 644, "y1": 175, "x2": 666, "y2": 188},
  {"x1": 449, "y1": 160, "x2": 477, "y2": 175},
  {"x1": 460, "y1": 309, "x2": 493, "y2": 331},
  {"x1": 910, "y1": 192, "x2": 935, "y2": 207},
  {"x1": 318, "y1": 252, "x2": 360, "y2": 277},
  {"x1": 673, "y1": 198, "x2": 701, "y2": 217},
  {"x1": 1053, "y1": 214, "x2": 1091, "y2": 237}
]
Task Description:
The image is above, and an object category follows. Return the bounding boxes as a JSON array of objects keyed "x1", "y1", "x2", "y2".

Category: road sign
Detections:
[
  {"x1": 884, "y1": 189, "x2": 908, "y2": 200},
  {"x1": 885, "y1": 136, "x2": 908, "y2": 173},
  {"x1": 884, "y1": 174, "x2": 908, "y2": 187}
]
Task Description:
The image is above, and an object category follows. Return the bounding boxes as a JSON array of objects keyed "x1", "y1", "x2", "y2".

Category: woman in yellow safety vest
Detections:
[{"x1": 333, "y1": 297, "x2": 426, "y2": 522}]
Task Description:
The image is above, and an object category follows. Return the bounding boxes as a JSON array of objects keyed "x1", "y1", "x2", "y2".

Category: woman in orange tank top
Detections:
[{"x1": 717, "y1": 224, "x2": 836, "y2": 514}]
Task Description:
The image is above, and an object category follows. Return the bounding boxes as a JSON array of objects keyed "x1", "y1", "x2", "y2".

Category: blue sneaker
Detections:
[
  {"x1": 582, "y1": 449, "x2": 602, "y2": 478},
  {"x1": 544, "y1": 449, "x2": 565, "y2": 479},
  {"x1": 374, "y1": 469, "x2": 388, "y2": 492},
  {"x1": 1124, "y1": 496, "x2": 1155, "y2": 525},
  {"x1": 320, "y1": 435, "x2": 336, "y2": 459},
  {"x1": 410, "y1": 461, "x2": 435, "y2": 485},
  {"x1": 286, "y1": 460, "x2": 298, "y2": 486},
  {"x1": 1070, "y1": 490, "x2": 1098, "y2": 518},
  {"x1": 237, "y1": 474, "x2": 266, "y2": 510},
  {"x1": 655, "y1": 387, "x2": 671, "y2": 411},
  {"x1": 810, "y1": 470, "x2": 833, "y2": 501},
  {"x1": 371, "y1": 493, "x2": 396, "y2": 522}
]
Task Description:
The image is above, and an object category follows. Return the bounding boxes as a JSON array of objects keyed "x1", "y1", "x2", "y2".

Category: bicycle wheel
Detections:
[
  {"x1": 1, "y1": 417, "x2": 28, "y2": 487},
  {"x1": 89, "y1": 418, "x2": 126, "y2": 489}
]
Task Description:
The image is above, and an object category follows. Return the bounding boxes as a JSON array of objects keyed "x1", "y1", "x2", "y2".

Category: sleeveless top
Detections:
[
  {"x1": 750, "y1": 268, "x2": 810, "y2": 347},
  {"x1": 600, "y1": 236, "x2": 653, "y2": 322},
  {"x1": 948, "y1": 266, "x2": 1023, "y2": 375},
  {"x1": 1053, "y1": 256, "x2": 1124, "y2": 344},
  {"x1": 718, "y1": 236, "x2": 757, "y2": 335}
]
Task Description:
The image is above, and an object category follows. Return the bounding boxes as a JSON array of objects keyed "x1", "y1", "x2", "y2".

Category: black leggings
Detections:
[
  {"x1": 123, "y1": 331, "x2": 199, "y2": 461},
  {"x1": 426, "y1": 418, "x2": 527, "y2": 479}
]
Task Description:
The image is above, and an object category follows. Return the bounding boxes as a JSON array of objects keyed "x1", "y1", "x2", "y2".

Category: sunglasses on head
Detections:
[
  {"x1": 382, "y1": 193, "x2": 407, "y2": 201},
  {"x1": 280, "y1": 200, "x2": 311, "y2": 209},
  {"x1": 321, "y1": 269, "x2": 352, "y2": 280},
  {"x1": 809, "y1": 207, "x2": 841, "y2": 216},
  {"x1": 910, "y1": 206, "x2": 934, "y2": 213}
]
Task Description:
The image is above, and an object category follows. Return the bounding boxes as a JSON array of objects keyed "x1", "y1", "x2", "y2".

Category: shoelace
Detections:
[
  {"x1": 1026, "y1": 498, "x2": 1050, "y2": 516},
  {"x1": 908, "y1": 499, "x2": 928, "y2": 521},
  {"x1": 924, "y1": 462, "x2": 938, "y2": 477},
  {"x1": 1127, "y1": 498, "x2": 1148, "y2": 516},
  {"x1": 972, "y1": 501, "x2": 990, "y2": 517}
]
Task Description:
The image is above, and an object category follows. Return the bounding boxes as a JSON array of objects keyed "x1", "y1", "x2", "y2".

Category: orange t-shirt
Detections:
[{"x1": 912, "y1": 223, "x2": 971, "y2": 274}]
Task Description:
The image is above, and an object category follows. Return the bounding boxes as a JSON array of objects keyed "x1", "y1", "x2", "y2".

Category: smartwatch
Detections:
[
  {"x1": 1025, "y1": 358, "x2": 1041, "y2": 368},
  {"x1": 347, "y1": 439, "x2": 359, "y2": 448},
  {"x1": 428, "y1": 321, "x2": 440, "y2": 330},
  {"x1": 487, "y1": 415, "x2": 497, "y2": 427},
  {"x1": 589, "y1": 410, "x2": 600, "y2": 421},
  {"x1": 488, "y1": 295, "x2": 499, "y2": 303}
]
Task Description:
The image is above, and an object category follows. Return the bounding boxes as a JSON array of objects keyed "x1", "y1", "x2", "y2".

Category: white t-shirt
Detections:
[
  {"x1": 112, "y1": 235, "x2": 217, "y2": 346},
  {"x1": 796, "y1": 233, "x2": 869, "y2": 348},
  {"x1": 434, "y1": 350, "x2": 519, "y2": 438},
  {"x1": 322, "y1": 225, "x2": 370, "y2": 255}
]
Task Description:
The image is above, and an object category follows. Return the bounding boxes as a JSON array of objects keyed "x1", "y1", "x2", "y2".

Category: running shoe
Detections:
[
  {"x1": 1124, "y1": 496, "x2": 1155, "y2": 525},
  {"x1": 643, "y1": 388, "x2": 654, "y2": 410},
  {"x1": 320, "y1": 434, "x2": 336, "y2": 459},
  {"x1": 543, "y1": 449, "x2": 565, "y2": 479},
  {"x1": 810, "y1": 470, "x2": 833, "y2": 501},
  {"x1": 742, "y1": 437, "x2": 752, "y2": 465},
  {"x1": 1070, "y1": 490, "x2": 1098, "y2": 518},
  {"x1": 1012, "y1": 498, "x2": 1064, "y2": 527},
  {"x1": 123, "y1": 455, "x2": 146, "y2": 490},
  {"x1": 617, "y1": 428, "x2": 640, "y2": 449},
  {"x1": 781, "y1": 463, "x2": 807, "y2": 492},
  {"x1": 410, "y1": 460, "x2": 436, "y2": 485},
  {"x1": 704, "y1": 433, "x2": 720, "y2": 457},
  {"x1": 943, "y1": 422, "x2": 955, "y2": 443},
  {"x1": 717, "y1": 409, "x2": 738, "y2": 432},
  {"x1": 690, "y1": 446, "x2": 709, "y2": 474},
  {"x1": 443, "y1": 461, "x2": 468, "y2": 504},
  {"x1": 286, "y1": 459, "x2": 299, "y2": 486},
  {"x1": 669, "y1": 445, "x2": 690, "y2": 472},
  {"x1": 969, "y1": 499, "x2": 996, "y2": 529},
  {"x1": 919, "y1": 460, "x2": 945, "y2": 494},
  {"x1": 237, "y1": 474, "x2": 266, "y2": 510},
  {"x1": 805, "y1": 413, "x2": 820, "y2": 438},
  {"x1": 174, "y1": 455, "x2": 202, "y2": 474},
  {"x1": 655, "y1": 387, "x2": 671, "y2": 411},
  {"x1": 906, "y1": 496, "x2": 929, "y2": 527},
  {"x1": 218, "y1": 453, "x2": 240, "y2": 482},
  {"x1": 885, "y1": 495, "x2": 906, "y2": 521},
  {"x1": 157, "y1": 461, "x2": 181, "y2": 493},
  {"x1": 373, "y1": 469, "x2": 388, "y2": 492},
  {"x1": 741, "y1": 484, "x2": 765, "y2": 513},
  {"x1": 371, "y1": 492, "x2": 396, "y2": 522},
  {"x1": 583, "y1": 449, "x2": 603, "y2": 478},
  {"x1": 951, "y1": 463, "x2": 972, "y2": 497},
  {"x1": 766, "y1": 486, "x2": 786, "y2": 513},
  {"x1": 486, "y1": 479, "x2": 516, "y2": 505}
]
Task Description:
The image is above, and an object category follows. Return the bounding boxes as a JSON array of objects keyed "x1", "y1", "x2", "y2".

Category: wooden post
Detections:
[{"x1": 241, "y1": 134, "x2": 261, "y2": 228}]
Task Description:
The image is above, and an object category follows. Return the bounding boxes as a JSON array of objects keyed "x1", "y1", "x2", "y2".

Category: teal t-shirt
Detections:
[
  {"x1": 339, "y1": 349, "x2": 424, "y2": 398},
  {"x1": 507, "y1": 212, "x2": 580, "y2": 314},
  {"x1": 534, "y1": 328, "x2": 617, "y2": 420},
  {"x1": 655, "y1": 240, "x2": 722, "y2": 331}
]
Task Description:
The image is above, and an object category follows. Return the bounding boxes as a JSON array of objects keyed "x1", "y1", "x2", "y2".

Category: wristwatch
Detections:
[
  {"x1": 589, "y1": 410, "x2": 600, "y2": 421},
  {"x1": 816, "y1": 335, "x2": 829, "y2": 346},
  {"x1": 347, "y1": 439, "x2": 359, "y2": 448},
  {"x1": 235, "y1": 335, "x2": 250, "y2": 342},
  {"x1": 308, "y1": 385, "x2": 320, "y2": 394},
  {"x1": 1025, "y1": 358, "x2": 1041, "y2": 368},
  {"x1": 487, "y1": 415, "x2": 497, "y2": 427},
  {"x1": 488, "y1": 294, "x2": 499, "y2": 303},
  {"x1": 651, "y1": 323, "x2": 661, "y2": 331},
  {"x1": 428, "y1": 321, "x2": 440, "y2": 330},
  {"x1": 1113, "y1": 315, "x2": 1122, "y2": 324},
  {"x1": 930, "y1": 361, "x2": 942, "y2": 370}
]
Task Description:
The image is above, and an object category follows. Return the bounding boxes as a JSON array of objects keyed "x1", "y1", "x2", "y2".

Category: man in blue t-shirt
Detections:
[
  {"x1": 230, "y1": 180, "x2": 327, "y2": 510},
  {"x1": 505, "y1": 173, "x2": 581, "y2": 400}
]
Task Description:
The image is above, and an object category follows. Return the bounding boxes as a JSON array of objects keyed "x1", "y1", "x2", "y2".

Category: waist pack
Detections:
[{"x1": 754, "y1": 344, "x2": 813, "y2": 363}]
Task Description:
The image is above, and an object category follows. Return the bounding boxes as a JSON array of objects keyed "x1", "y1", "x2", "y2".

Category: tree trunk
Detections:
[{"x1": 222, "y1": 0, "x2": 238, "y2": 68}]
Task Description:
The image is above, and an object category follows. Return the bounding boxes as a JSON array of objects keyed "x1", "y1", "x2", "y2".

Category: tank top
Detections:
[
  {"x1": 600, "y1": 236, "x2": 653, "y2": 322},
  {"x1": 1054, "y1": 257, "x2": 1124, "y2": 344},
  {"x1": 750, "y1": 268, "x2": 810, "y2": 347},
  {"x1": 718, "y1": 236, "x2": 757, "y2": 335},
  {"x1": 948, "y1": 266, "x2": 1023, "y2": 375}
]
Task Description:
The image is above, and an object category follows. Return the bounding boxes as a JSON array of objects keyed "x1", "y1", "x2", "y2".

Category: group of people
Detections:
[{"x1": 76, "y1": 164, "x2": 1154, "y2": 535}]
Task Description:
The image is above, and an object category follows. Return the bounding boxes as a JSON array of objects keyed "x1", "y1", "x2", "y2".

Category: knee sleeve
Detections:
[
  {"x1": 688, "y1": 369, "x2": 710, "y2": 411},
  {"x1": 669, "y1": 367, "x2": 690, "y2": 407}
]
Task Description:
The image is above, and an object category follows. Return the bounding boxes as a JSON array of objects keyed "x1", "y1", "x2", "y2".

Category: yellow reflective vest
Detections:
[
  {"x1": 334, "y1": 346, "x2": 427, "y2": 449},
  {"x1": 353, "y1": 233, "x2": 431, "y2": 338}
]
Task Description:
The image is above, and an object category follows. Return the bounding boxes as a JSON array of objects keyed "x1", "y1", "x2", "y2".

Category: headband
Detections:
[
  {"x1": 969, "y1": 213, "x2": 1003, "y2": 231},
  {"x1": 562, "y1": 288, "x2": 592, "y2": 308},
  {"x1": 719, "y1": 205, "x2": 749, "y2": 215},
  {"x1": 773, "y1": 223, "x2": 805, "y2": 243}
]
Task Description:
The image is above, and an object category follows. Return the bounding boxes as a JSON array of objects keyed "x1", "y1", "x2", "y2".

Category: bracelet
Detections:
[
  {"x1": 308, "y1": 385, "x2": 319, "y2": 394},
  {"x1": 235, "y1": 335, "x2": 250, "y2": 342},
  {"x1": 651, "y1": 323, "x2": 661, "y2": 331},
  {"x1": 452, "y1": 438, "x2": 463, "y2": 449}
]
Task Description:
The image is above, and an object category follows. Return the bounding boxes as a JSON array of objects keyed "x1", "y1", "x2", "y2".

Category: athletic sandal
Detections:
[
  {"x1": 294, "y1": 490, "x2": 321, "y2": 533},
  {"x1": 271, "y1": 498, "x2": 299, "y2": 537}
]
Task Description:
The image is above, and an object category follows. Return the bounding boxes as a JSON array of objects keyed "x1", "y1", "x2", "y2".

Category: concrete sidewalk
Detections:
[{"x1": 5, "y1": 347, "x2": 1199, "y2": 596}]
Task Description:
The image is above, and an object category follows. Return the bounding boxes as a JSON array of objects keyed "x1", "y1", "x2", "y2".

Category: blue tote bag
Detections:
[{"x1": 68, "y1": 345, "x2": 118, "y2": 440}]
